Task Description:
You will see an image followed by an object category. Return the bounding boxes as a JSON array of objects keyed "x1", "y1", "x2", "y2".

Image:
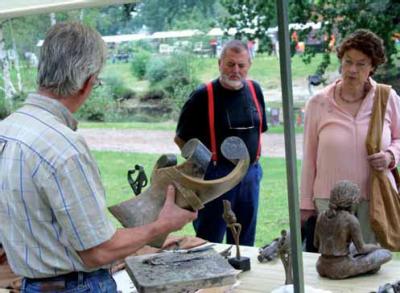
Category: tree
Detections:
[
  {"x1": 221, "y1": 0, "x2": 277, "y2": 52},
  {"x1": 0, "y1": 21, "x2": 17, "y2": 104},
  {"x1": 132, "y1": 0, "x2": 222, "y2": 32},
  {"x1": 221, "y1": 0, "x2": 400, "y2": 77}
]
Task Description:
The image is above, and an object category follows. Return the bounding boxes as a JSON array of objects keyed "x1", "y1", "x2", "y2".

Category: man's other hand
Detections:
[{"x1": 158, "y1": 185, "x2": 198, "y2": 232}]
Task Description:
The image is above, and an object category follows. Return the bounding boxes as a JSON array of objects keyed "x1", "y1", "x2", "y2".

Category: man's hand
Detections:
[
  {"x1": 157, "y1": 185, "x2": 198, "y2": 232},
  {"x1": 78, "y1": 185, "x2": 197, "y2": 268},
  {"x1": 367, "y1": 150, "x2": 394, "y2": 171}
]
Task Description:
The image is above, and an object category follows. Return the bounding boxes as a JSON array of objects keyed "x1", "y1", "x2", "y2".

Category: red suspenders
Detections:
[
  {"x1": 206, "y1": 80, "x2": 263, "y2": 162},
  {"x1": 247, "y1": 80, "x2": 263, "y2": 161},
  {"x1": 207, "y1": 82, "x2": 218, "y2": 162}
]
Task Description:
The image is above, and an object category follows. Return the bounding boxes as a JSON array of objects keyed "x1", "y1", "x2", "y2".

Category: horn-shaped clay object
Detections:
[{"x1": 108, "y1": 136, "x2": 250, "y2": 247}]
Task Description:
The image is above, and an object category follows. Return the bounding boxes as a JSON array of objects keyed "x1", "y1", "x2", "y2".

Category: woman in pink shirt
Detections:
[{"x1": 300, "y1": 29, "x2": 400, "y2": 245}]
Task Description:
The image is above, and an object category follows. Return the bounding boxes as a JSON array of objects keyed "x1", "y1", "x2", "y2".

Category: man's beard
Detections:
[{"x1": 220, "y1": 74, "x2": 244, "y2": 90}]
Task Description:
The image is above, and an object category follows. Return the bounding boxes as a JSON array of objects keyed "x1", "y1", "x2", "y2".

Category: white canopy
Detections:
[
  {"x1": 150, "y1": 29, "x2": 203, "y2": 39},
  {"x1": 0, "y1": 0, "x2": 138, "y2": 20}
]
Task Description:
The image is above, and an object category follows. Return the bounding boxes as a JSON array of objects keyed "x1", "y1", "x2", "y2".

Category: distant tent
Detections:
[{"x1": 150, "y1": 29, "x2": 203, "y2": 39}]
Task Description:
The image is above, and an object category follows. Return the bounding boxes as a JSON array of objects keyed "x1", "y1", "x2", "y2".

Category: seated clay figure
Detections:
[{"x1": 314, "y1": 180, "x2": 392, "y2": 279}]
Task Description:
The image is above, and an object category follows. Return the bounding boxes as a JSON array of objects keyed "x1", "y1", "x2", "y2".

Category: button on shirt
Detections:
[{"x1": 0, "y1": 94, "x2": 116, "y2": 278}]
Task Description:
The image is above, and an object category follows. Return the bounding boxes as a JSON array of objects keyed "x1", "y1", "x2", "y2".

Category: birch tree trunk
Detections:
[
  {"x1": 0, "y1": 21, "x2": 17, "y2": 106},
  {"x1": 50, "y1": 13, "x2": 56, "y2": 25},
  {"x1": 9, "y1": 22, "x2": 22, "y2": 92}
]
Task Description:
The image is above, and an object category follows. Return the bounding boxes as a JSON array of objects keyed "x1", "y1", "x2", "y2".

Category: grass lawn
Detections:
[
  {"x1": 95, "y1": 150, "x2": 400, "y2": 259},
  {"x1": 94, "y1": 150, "x2": 297, "y2": 247},
  {"x1": 80, "y1": 121, "x2": 303, "y2": 134}
]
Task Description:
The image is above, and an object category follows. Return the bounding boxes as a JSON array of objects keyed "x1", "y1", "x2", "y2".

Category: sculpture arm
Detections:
[
  {"x1": 313, "y1": 216, "x2": 320, "y2": 250},
  {"x1": 348, "y1": 216, "x2": 366, "y2": 253}
]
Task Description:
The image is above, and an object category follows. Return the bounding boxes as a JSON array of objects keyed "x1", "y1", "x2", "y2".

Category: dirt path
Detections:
[{"x1": 78, "y1": 128, "x2": 303, "y2": 158}]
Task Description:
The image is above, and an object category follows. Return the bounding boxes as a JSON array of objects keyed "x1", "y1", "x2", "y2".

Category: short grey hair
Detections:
[
  {"x1": 38, "y1": 22, "x2": 106, "y2": 97},
  {"x1": 219, "y1": 40, "x2": 250, "y2": 62}
]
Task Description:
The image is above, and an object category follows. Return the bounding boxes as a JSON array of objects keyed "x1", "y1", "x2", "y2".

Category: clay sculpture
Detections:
[
  {"x1": 314, "y1": 180, "x2": 392, "y2": 279},
  {"x1": 109, "y1": 136, "x2": 250, "y2": 247}
]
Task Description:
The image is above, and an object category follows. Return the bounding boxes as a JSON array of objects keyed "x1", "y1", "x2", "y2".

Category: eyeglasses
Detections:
[
  {"x1": 342, "y1": 59, "x2": 371, "y2": 70},
  {"x1": 93, "y1": 77, "x2": 103, "y2": 89}
]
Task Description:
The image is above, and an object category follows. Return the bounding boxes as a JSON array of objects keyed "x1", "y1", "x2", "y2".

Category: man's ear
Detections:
[{"x1": 80, "y1": 75, "x2": 95, "y2": 96}]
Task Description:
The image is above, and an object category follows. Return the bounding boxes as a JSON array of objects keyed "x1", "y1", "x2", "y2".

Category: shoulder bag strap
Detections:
[{"x1": 366, "y1": 83, "x2": 400, "y2": 189}]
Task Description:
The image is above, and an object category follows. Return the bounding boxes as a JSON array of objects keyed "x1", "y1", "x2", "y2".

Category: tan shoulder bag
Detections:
[{"x1": 366, "y1": 83, "x2": 400, "y2": 251}]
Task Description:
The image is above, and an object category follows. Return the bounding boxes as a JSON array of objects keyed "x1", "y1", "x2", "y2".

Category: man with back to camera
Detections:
[
  {"x1": 0, "y1": 22, "x2": 197, "y2": 292},
  {"x1": 175, "y1": 40, "x2": 268, "y2": 246}
]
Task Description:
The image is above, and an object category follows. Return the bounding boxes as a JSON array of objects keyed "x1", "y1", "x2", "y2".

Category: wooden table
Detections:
[
  {"x1": 212, "y1": 244, "x2": 400, "y2": 293},
  {"x1": 115, "y1": 244, "x2": 400, "y2": 293}
]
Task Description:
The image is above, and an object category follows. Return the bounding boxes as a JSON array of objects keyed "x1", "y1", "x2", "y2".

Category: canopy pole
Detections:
[{"x1": 276, "y1": 0, "x2": 304, "y2": 292}]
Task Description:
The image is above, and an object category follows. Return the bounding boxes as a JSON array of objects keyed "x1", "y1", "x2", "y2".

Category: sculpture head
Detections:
[{"x1": 329, "y1": 180, "x2": 360, "y2": 212}]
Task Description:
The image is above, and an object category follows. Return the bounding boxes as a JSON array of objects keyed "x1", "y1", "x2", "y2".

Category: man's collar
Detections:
[{"x1": 24, "y1": 93, "x2": 78, "y2": 131}]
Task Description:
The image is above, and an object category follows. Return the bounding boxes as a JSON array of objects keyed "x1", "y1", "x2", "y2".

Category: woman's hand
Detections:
[{"x1": 367, "y1": 150, "x2": 394, "y2": 171}]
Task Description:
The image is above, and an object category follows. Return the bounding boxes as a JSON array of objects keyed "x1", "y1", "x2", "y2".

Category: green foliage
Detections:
[
  {"x1": 75, "y1": 86, "x2": 115, "y2": 122},
  {"x1": 11, "y1": 91, "x2": 28, "y2": 110},
  {"x1": 145, "y1": 57, "x2": 168, "y2": 83},
  {"x1": 130, "y1": 50, "x2": 152, "y2": 80},
  {"x1": 102, "y1": 74, "x2": 135, "y2": 101},
  {"x1": 220, "y1": 0, "x2": 277, "y2": 54},
  {"x1": 145, "y1": 53, "x2": 200, "y2": 117},
  {"x1": 132, "y1": 0, "x2": 222, "y2": 32},
  {"x1": 4, "y1": 16, "x2": 49, "y2": 56},
  {"x1": 0, "y1": 91, "x2": 31, "y2": 119},
  {"x1": 304, "y1": 1, "x2": 399, "y2": 74},
  {"x1": 0, "y1": 96, "x2": 10, "y2": 120},
  {"x1": 221, "y1": 0, "x2": 400, "y2": 76}
]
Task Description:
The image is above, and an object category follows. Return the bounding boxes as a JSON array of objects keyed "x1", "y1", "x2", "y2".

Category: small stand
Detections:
[
  {"x1": 228, "y1": 255, "x2": 251, "y2": 271},
  {"x1": 223, "y1": 200, "x2": 251, "y2": 271}
]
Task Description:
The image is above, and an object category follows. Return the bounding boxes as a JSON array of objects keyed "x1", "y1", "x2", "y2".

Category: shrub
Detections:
[
  {"x1": 102, "y1": 74, "x2": 132, "y2": 100},
  {"x1": 145, "y1": 53, "x2": 200, "y2": 118},
  {"x1": 145, "y1": 57, "x2": 168, "y2": 83},
  {"x1": 0, "y1": 91, "x2": 27, "y2": 119},
  {"x1": 131, "y1": 50, "x2": 152, "y2": 80},
  {"x1": 11, "y1": 91, "x2": 27, "y2": 111},
  {"x1": 0, "y1": 95, "x2": 10, "y2": 120},
  {"x1": 75, "y1": 86, "x2": 116, "y2": 122}
]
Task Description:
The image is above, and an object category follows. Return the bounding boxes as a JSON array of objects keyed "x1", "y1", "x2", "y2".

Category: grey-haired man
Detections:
[{"x1": 0, "y1": 22, "x2": 196, "y2": 292}]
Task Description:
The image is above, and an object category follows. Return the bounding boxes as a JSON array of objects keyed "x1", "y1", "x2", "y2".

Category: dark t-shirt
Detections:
[{"x1": 176, "y1": 79, "x2": 268, "y2": 164}]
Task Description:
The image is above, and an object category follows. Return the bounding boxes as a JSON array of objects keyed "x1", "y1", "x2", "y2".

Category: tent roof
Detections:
[
  {"x1": 150, "y1": 29, "x2": 203, "y2": 39},
  {"x1": 0, "y1": 0, "x2": 137, "y2": 20}
]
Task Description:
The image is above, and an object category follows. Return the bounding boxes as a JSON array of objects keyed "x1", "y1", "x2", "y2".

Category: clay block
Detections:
[{"x1": 125, "y1": 249, "x2": 238, "y2": 293}]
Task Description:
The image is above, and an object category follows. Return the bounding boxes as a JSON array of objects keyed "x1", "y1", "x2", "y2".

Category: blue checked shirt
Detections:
[{"x1": 0, "y1": 93, "x2": 116, "y2": 278}]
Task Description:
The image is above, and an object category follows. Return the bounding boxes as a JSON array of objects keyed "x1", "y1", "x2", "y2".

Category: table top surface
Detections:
[
  {"x1": 211, "y1": 244, "x2": 400, "y2": 293},
  {"x1": 116, "y1": 243, "x2": 400, "y2": 293}
]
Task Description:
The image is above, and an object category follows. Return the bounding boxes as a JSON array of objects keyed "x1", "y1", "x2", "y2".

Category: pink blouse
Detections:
[{"x1": 300, "y1": 78, "x2": 400, "y2": 210}]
